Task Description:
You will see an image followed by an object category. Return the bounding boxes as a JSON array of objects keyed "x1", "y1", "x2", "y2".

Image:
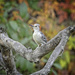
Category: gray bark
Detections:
[{"x1": 0, "y1": 25, "x2": 75, "y2": 75}]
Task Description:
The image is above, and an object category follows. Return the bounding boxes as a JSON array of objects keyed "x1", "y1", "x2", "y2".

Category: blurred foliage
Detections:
[
  {"x1": 68, "y1": 36, "x2": 75, "y2": 49},
  {"x1": 16, "y1": 56, "x2": 35, "y2": 74},
  {"x1": 0, "y1": 0, "x2": 75, "y2": 75},
  {"x1": 60, "y1": 51, "x2": 70, "y2": 68}
]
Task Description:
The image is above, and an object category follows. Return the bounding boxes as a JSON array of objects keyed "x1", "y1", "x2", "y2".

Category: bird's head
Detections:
[{"x1": 30, "y1": 24, "x2": 40, "y2": 31}]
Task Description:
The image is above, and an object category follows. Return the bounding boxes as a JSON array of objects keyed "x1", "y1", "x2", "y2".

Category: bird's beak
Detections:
[{"x1": 29, "y1": 24, "x2": 34, "y2": 27}]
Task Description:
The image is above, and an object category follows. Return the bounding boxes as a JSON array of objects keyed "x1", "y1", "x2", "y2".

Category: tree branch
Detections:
[
  {"x1": 30, "y1": 29, "x2": 70, "y2": 75},
  {"x1": 0, "y1": 26, "x2": 75, "y2": 63},
  {"x1": 1, "y1": 45, "x2": 22, "y2": 75},
  {"x1": 0, "y1": 27, "x2": 62, "y2": 62},
  {"x1": 0, "y1": 52, "x2": 6, "y2": 70},
  {"x1": 30, "y1": 25, "x2": 75, "y2": 75},
  {"x1": 0, "y1": 25, "x2": 75, "y2": 75},
  {"x1": 0, "y1": 28, "x2": 22, "y2": 75}
]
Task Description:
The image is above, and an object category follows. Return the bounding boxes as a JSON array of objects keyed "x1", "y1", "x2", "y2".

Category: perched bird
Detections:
[{"x1": 30, "y1": 24, "x2": 47, "y2": 47}]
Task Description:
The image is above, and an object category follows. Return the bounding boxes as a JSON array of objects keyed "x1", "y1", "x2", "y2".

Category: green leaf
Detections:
[
  {"x1": 18, "y1": 28, "x2": 25, "y2": 38},
  {"x1": 60, "y1": 59, "x2": 67, "y2": 68},
  {"x1": 51, "y1": 69, "x2": 57, "y2": 75},
  {"x1": 4, "y1": 2, "x2": 11, "y2": 7},
  {"x1": 16, "y1": 56, "x2": 34, "y2": 72},
  {"x1": 27, "y1": 0, "x2": 40, "y2": 10},
  {"x1": 29, "y1": 41, "x2": 37, "y2": 49},
  {"x1": 16, "y1": 56, "x2": 27, "y2": 71},
  {"x1": 53, "y1": 63, "x2": 62, "y2": 69},
  {"x1": 16, "y1": 21, "x2": 32, "y2": 37},
  {"x1": 26, "y1": 61, "x2": 34, "y2": 72},
  {"x1": 64, "y1": 51, "x2": 70, "y2": 63},
  {"x1": 68, "y1": 36, "x2": 75, "y2": 49},
  {"x1": 9, "y1": 21, "x2": 18, "y2": 31},
  {"x1": 16, "y1": 56, "x2": 20, "y2": 68},
  {"x1": 10, "y1": 32, "x2": 19, "y2": 41},
  {"x1": 19, "y1": 2, "x2": 29, "y2": 18},
  {"x1": 24, "y1": 13, "x2": 29, "y2": 21},
  {"x1": 20, "y1": 58, "x2": 27, "y2": 71},
  {"x1": 20, "y1": 37, "x2": 32, "y2": 45}
]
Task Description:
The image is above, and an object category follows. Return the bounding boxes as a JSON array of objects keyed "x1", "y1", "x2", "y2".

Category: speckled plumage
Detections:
[{"x1": 31, "y1": 24, "x2": 47, "y2": 46}]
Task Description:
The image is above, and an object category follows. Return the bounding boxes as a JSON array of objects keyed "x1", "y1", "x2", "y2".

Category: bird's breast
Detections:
[{"x1": 33, "y1": 32, "x2": 42, "y2": 43}]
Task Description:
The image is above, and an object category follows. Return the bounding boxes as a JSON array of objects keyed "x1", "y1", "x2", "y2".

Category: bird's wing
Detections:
[{"x1": 40, "y1": 31, "x2": 47, "y2": 43}]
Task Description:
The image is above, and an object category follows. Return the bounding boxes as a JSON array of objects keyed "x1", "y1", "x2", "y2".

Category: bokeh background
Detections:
[{"x1": 0, "y1": 0, "x2": 75, "y2": 75}]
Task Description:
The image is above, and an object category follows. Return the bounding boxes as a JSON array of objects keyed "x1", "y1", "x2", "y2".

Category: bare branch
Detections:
[
  {"x1": 30, "y1": 25, "x2": 75, "y2": 75},
  {"x1": 30, "y1": 29, "x2": 70, "y2": 75},
  {"x1": 0, "y1": 25, "x2": 75, "y2": 63},
  {"x1": 0, "y1": 52, "x2": 6, "y2": 70},
  {"x1": 0, "y1": 28, "x2": 22, "y2": 75},
  {"x1": 0, "y1": 28, "x2": 62, "y2": 63},
  {"x1": 0, "y1": 25, "x2": 75, "y2": 75},
  {"x1": 1, "y1": 45, "x2": 22, "y2": 75}
]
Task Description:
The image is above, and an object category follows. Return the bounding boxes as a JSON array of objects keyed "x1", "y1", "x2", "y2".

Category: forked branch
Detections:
[{"x1": 0, "y1": 25, "x2": 75, "y2": 75}]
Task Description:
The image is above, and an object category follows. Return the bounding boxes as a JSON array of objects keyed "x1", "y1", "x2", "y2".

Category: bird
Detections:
[{"x1": 30, "y1": 24, "x2": 47, "y2": 47}]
